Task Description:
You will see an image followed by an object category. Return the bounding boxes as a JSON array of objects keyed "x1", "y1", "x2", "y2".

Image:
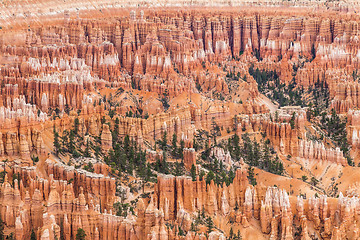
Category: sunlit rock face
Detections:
[{"x1": 2, "y1": 1, "x2": 360, "y2": 240}]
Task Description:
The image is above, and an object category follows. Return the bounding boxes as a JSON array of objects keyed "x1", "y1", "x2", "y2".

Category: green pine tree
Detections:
[
  {"x1": 53, "y1": 126, "x2": 61, "y2": 155},
  {"x1": 174, "y1": 162, "x2": 184, "y2": 176},
  {"x1": 199, "y1": 170, "x2": 205, "y2": 181},
  {"x1": 76, "y1": 228, "x2": 86, "y2": 240},
  {"x1": 190, "y1": 164, "x2": 197, "y2": 181},
  {"x1": 247, "y1": 166, "x2": 257, "y2": 186},
  {"x1": 30, "y1": 229, "x2": 36, "y2": 240},
  {"x1": 84, "y1": 140, "x2": 91, "y2": 158},
  {"x1": 206, "y1": 171, "x2": 215, "y2": 185},
  {"x1": 172, "y1": 133, "x2": 178, "y2": 157},
  {"x1": 179, "y1": 140, "x2": 185, "y2": 159},
  {"x1": 0, "y1": 216, "x2": 4, "y2": 240},
  {"x1": 229, "y1": 227, "x2": 234, "y2": 239},
  {"x1": 74, "y1": 118, "x2": 79, "y2": 134},
  {"x1": 206, "y1": 216, "x2": 214, "y2": 235},
  {"x1": 289, "y1": 112, "x2": 296, "y2": 129},
  {"x1": 161, "y1": 131, "x2": 167, "y2": 150},
  {"x1": 161, "y1": 151, "x2": 169, "y2": 174}
]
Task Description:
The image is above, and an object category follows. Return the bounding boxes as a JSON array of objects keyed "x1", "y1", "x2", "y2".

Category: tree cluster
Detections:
[
  {"x1": 249, "y1": 66, "x2": 309, "y2": 107},
  {"x1": 306, "y1": 80, "x2": 330, "y2": 120},
  {"x1": 227, "y1": 133, "x2": 284, "y2": 175},
  {"x1": 320, "y1": 109, "x2": 353, "y2": 165},
  {"x1": 113, "y1": 202, "x2": 135, "y2": 217},
  {"x1": 106, "y1": 135, "x2": 155, "y2": 181},
  {"x1": 53, "y1": 118, "x2": 101, "y2": 159},
  {"x1": 201, "y1": 156, "x2": 236, "y2": 186},
  {"x1": 159, "y1": 90, "x2": 170, "y2": 111}
]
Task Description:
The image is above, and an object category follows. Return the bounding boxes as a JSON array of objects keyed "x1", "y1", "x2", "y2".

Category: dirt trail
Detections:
[{"x1": 258, "y1": 95, "x2": 278, "y2": 112}]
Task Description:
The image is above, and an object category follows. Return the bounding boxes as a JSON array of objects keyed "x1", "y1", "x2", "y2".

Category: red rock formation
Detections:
[
  {"x1": 332, "y1": 81, "x2": 360, "y2": 113},
  {"x1": 210, "y1": 147, "x2": 233, "y2": 167},
  {"x1": 183, "y1": 148, "x2": 196, "y2": 171},
  {"x1": 44, "y1": 160, "x2": 116, "y2": 210},
  {"x1": 2, "y1": 5, "x2": 360, "y2": 240},
  {"x1": 101, "y1": 124, "x2": 112, "y2": 152},
  {"x1": 298, "y1": 139, "x2": 347, "y2": 165},
  {"x1": 154, "y1": 168, "x2": 248, "y2": 220}
]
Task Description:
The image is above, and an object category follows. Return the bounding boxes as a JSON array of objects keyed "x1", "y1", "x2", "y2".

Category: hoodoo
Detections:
[{"x1": 0, "y1": 0, "x2": 359, "y2": 239}]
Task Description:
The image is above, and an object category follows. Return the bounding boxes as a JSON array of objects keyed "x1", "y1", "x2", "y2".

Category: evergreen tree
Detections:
[
  {"x1": 112, "y1": 117, "x2": 120, "y2": 145},
  {"x1": 68, "y1": 130, "x2": 75, "y2": 154},
  {"x1": 234, "y1": 201, "x2": 239, "y2": 211},
  {"x1": 124, "y1": 135, "x2": 130, "y2": 152},
  {"x1": 64, "y1": 104, "x2": 70, "y2": 114},
  {"x1": 247, "y1": 166, "x2": 257, "y2": 186},
  {"x1": 84, "y1": 140, "x2": 91, "y2": 158},
  {"x1": 229, "y1": 227, "x2": 234, "y2": 239},
  {"x1": 178, "y1": 226, "x2": 185, "y2": 236},
  {"x1": 321, "y1": 108, "x2": 352, "y2": 165},
  {"x1": 190, "y1": 164, "x2": 197, "y2": 181},
  {"x1": 60, "y1": 221, "x2": 64, "y2": 240},
  {"x1": 231, "y1": 134, "x2": 241, "y2": 160},
  {"x1": 76, "y1": 228, "x2": 86, "y2": 240},
  {"x1": 253, "y1": 142, "x2": 261, "y2": 166},
  {"x1": 191, "y1": 222, "x2": 199, "y2": 232},
  {"x1": 174, "y1": 162, "x2": 184, "y2": 176},
  {"x1": 228, "y1": 169, "x2": 235, "y2": 186},
  {"x1": 172, "y1": 133, "x2": 177, "y2": 157},
  {"x1": 84, "y1": 162, "x2": 94, "y2": 172},
  {"x1": 179, "y1": 140, "x2": 185, "y2": 159},
  {"x1": 193, "y1": 138, "x2": 199, "y2": 151},
  {"x1": 311, "y1": 44, "x2": 316, "y2": 60},
  {"x1": 0, "y1": 160, "x2": 6, "y2": 184},
  {"x1": 109, "y1": 109, "x2": 115, "y2": 119},
  {"x1": 206, "y1": 171, "x2": 215, "y2": 185},
  {"x1": 289, "y1": 112, "x2": 296, "y2": 129},
  {"x1": 201, "y1": 207, "x2": 206, "y2": 218},
  {"x1": 30, "y1": 229, "x2": 36, "y2": 240},
  {"x1": 161, "y1": 131, "x2": 167, "y2": 150},
  {"x1": 160, "y1": 89, "x2": 170, "y2": 110},
  {"x1": 276, "y1": 158, "x2": 284, "y2": 175},
  {"x1": 199, "y1": 170, "x2": 205, "y2": 181},
  {"x1": 60, "y1": 131, "x2": 68, "y2": 152},
  {"x1": 6, "y1": 233, "x2": 14, "y2": 240},
  {"x1": 53, "y1": 126, "x2": 61, "y2": 155},
  {"x1": 205, "y1": 139, "x2": 209, "y2": 152},
  {"x1": 261, "y1": 144, "x2": 272, "y2": 170},
  {"x1": 0, "y1": 216, "x2": 4, "y2": 240},
  {"x1": 311, "y1": 177, "x2": 319, "y2": 186},
  {"x1": 161, "y1": 151, "x2": 169, "y2": 174},
  {"x1": 210, "y1": 118, "x2": 220, "y2": 145},
  {"x1": 206, "y1": 216, "x2": 214, "y2": 235},
  {"x1": 236, "y1": 230, "x2": 242, "y2": 240},
  {"x1": 145, "y1": 163, "x2": 153, "y2": 182},
  {"x1": 74, "y1": 118, "x2": 79, "y2": 134},
  {"x1": 94, "y1": 145, "x2": 101, "y2": 159}
]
